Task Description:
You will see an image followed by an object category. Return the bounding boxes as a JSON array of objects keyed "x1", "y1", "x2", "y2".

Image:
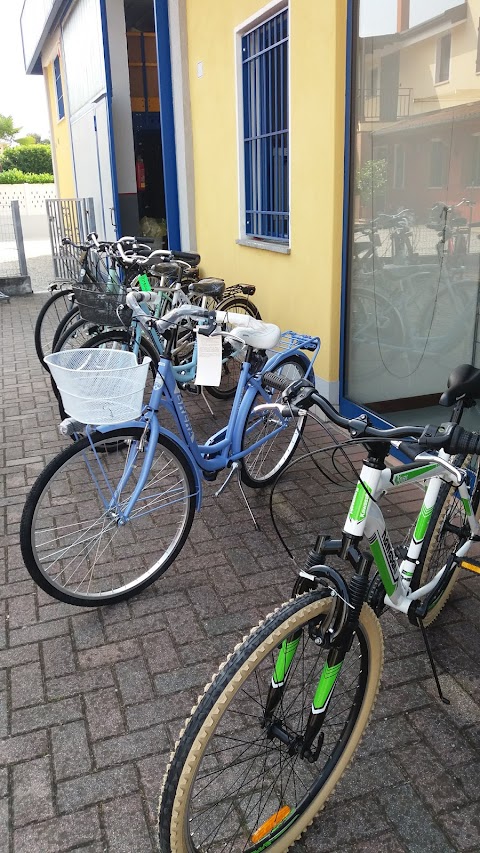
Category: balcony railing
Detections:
[{"x1": 357, "y1": 88, "x2": 413, "y2": 122}]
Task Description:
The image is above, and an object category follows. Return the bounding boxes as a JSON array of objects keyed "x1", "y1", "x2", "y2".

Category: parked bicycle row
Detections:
[
  {"x1": 19, "y1": 229, "x2": 480, "y2": 852},
  {"x1": 354, "y1": 199, "x2": 480, "y2": 274}
]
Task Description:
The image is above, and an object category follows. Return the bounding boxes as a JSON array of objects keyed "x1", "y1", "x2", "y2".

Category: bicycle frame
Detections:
[
  {"x1": 343, "y1": 450, "x2": 479, "y2": 614},
  {"x1": 90, "y1": 335, "x2": 319, "y2": 520}
]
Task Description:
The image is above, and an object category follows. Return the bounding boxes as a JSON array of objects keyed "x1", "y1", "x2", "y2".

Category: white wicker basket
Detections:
[{"x1": 45, "y1": 349, "x2": 151, "y2": 425}]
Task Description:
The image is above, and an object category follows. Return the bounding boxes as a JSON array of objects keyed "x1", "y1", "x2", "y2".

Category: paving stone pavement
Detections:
[{"x1": 0, "y1": 293, "x2": 479, "y2": 853}]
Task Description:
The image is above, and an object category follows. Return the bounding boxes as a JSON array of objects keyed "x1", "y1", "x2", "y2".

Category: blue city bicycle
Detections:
[{"x1": 20, "y1": 293, "x2": 320, "y2": 606}]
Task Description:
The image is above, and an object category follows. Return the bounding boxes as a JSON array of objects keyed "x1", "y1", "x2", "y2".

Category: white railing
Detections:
[{"x1": 21, "y1": 0, "x2": 59, "y2": 71}]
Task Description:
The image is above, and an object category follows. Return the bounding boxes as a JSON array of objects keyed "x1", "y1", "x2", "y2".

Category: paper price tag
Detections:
[{"x1": 195, "y1": 332, "x2": 222, "y2": 386}]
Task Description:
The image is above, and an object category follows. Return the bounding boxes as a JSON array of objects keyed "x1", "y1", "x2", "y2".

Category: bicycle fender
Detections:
[
  {"x1": 95, "y1": 420, "x2": 202, "y2": 509},
  {"x1": 263, "y1": 349, "x2": 312, "y2": 375}
]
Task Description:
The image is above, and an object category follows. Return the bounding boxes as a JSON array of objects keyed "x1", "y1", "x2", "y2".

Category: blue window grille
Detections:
[
  {"x1": 54, "y1": 56, "x2": 65, "y2": 120},
  {"x1": 242, "y1": 9, "x2": 289, "y2": 242}
]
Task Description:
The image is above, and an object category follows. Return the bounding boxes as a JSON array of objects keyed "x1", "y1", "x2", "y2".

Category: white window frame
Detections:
[{"x1": 234, "y1": 0, "x2": 290, "y2": 252}]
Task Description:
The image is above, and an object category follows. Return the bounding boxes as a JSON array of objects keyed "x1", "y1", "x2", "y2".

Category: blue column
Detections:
[{"x1": 154, "y1": 0, "x2": 181, "y2": 250}]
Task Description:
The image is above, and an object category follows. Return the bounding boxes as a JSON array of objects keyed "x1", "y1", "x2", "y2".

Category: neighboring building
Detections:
[
  {"x1": 21, "y1": 0, "x2": 480, "y2": 426},
  {"x1": 357, "y1": 0, "x2": 480, "y2": 221}
]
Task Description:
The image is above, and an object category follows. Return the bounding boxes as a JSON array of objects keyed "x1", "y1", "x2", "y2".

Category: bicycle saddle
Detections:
[
  {"x1": 226, "y1": 316, "x2": 281, "y2": 351},
  {"x1": 440, "y1": 363, "x2": 480, "y2": 406},
  {"x1": 150, "y1": 262, "x2": 180, "y2": 278},
  {"x1": 190, "y1": 278, "x2": 225, "y2": 298}
]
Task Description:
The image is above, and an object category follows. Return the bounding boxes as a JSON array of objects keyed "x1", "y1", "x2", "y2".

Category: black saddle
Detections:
[
  {"x1": 190, "y1": 278, "x2": 225, "y2": 298},
  {"x1": 149, "y1": 262, "x2": 180, "y2": 278},
  {"x1": 440, "y1": 364, "x2": 480, "y2": 406}
]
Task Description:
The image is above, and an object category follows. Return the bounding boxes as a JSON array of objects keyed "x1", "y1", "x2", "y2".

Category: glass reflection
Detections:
[{"x1": 347, "y1": 0, "x2": 480, "y2": 419}]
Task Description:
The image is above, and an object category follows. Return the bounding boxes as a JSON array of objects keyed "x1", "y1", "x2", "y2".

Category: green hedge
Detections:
[
  {"x1": 1, "y1": 144, "x2": 53, "y2": 175},
  {"x1": 0, "y1": 169, "x2": 54, "y2": 184}
]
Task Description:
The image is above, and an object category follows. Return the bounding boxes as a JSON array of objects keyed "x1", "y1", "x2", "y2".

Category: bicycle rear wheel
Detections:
[
  {"x1": 34, "y1": 288, "x2": 75, "y2": 367},
  {"x1": 240, "y1": 355, "x2": 307, "y2": 488},
  {"x1": 159, "y1": 595, "x2": 382, "y2": 853},
  {"x1": 20, "y1": 427, "x2": 197, "y2": 606},
  {"x1": 413, "y1": 454, "x2": 480, "y2": 625},
  {"x1": 206, "y1": 296, "x2": 262, "y2": 400}
]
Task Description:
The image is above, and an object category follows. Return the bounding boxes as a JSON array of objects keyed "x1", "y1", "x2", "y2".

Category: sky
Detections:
[
  {"x1": 360, "y1": 0, "x2": 465, "y2": 36},
  {"x1": 0, "y1": 0, "x2": 50, "y2": 139}
]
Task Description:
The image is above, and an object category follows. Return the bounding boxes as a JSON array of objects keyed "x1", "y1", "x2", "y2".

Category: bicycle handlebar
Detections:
[{"x1": 261, "y1": 375, "x2": 480, "y2": 457}]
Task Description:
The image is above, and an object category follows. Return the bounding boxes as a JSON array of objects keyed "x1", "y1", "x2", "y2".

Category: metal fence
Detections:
[
  {"x1": 0, "y1": 200, "x2": 27, "y2": 278},
  {"x1": 46, "y1": 197, "x2": 96, "y2": 279}
]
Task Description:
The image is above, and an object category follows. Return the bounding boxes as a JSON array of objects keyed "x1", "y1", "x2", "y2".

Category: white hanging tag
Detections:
[{"x1": 195, "y1": 332, "x2": 222, "y2": 386}]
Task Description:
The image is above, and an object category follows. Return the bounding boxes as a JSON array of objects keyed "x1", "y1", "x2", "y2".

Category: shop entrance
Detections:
[{"x1": 124, "y1": 0, "x2": 167, "y2": 245}]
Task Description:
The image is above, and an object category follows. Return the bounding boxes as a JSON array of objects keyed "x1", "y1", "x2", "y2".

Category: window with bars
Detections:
[
  {"x1": 241, "y1": 8, "x2": 289, "y2": 243},
  {"x1": 54, "y1": 55, "x2": 65, "y2": 120}
]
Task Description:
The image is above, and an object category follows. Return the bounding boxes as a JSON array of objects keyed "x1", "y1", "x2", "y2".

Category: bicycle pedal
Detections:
[
  {"x1": 203, "y1": 471, "x2": 218, "y2": 482},
  {"x1": 459, "y1": 557, "x2": 480, "y2": 575}
]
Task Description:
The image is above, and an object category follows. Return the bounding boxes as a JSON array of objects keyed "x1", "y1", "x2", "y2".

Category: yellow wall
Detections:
[
  {"x1": 44, "y1": 57, "x2": 76, "y2": 198},
  {"x1": 185, "y1": 0, "x2": 348, "y2": 389}
]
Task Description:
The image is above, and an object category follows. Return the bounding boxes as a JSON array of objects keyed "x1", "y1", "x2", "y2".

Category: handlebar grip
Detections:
[
  {"x1": 449, "y1": 426, "x2": 480, "y2": 456},
  {"x1": 261, "y1": 372, "x2": 292, "y2": 392}
]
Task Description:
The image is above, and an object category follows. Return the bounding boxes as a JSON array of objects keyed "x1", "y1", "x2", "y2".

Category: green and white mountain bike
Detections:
[{"x1": 158, "y1": 367, "x2": 480, "y2": 853}]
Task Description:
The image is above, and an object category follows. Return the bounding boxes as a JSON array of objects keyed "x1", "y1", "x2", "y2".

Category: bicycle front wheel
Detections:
[
  {"x1": 159, "y1": 595, "x2": 383, "y2": 853},
  {"x1": 413, "y1": 454, "x2": 480, "y2": 625},
  {"x1": 20, "y1": 428, "x2": 197, "y2": 606},
  {"x1": 240, "y1": 355, "x2": 307, "y2": 487}
]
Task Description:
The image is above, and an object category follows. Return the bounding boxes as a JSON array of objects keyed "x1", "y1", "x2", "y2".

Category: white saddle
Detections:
[{"x1": 216, "y1": 310, "x2": 281, "y2": 350}]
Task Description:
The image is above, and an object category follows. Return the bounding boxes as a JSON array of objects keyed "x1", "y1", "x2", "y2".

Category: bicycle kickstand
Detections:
[{"x1": 215, "y1": 462, "x2": 260, "y2": 530}]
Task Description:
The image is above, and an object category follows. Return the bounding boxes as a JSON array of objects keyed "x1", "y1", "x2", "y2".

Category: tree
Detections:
[
  {"x1": 1, "y1": 144, "x2": 53, "y2": 175},
  {"x1": 0, "y1": 114, "x2": 21, "y2": 144},
  {"x1": 16, "y1": 135, "x2": 37, "y2": 147},
  {"x1": 356, "y1": 158, "x2": 388, "y2": 207}
]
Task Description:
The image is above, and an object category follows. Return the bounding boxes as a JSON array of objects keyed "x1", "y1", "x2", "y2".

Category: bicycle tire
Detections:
[
  {"x1": 205, "y1": 296, "x2": 262, "y2": 400},
  {"x1": 240, "y1": 354, "x2": 307, "y2": 488},
  {"x1": 20, "y1": 427, "x2": 197, "y2": 606},
  {"x1": 51, "y1": 305, "x2": 81, "y2": 352},
  {"x1": 53, "y1": 316, "x2": 107, "y2": 353},
  {"x1": 34, "y1": 288, "x2": 75, "y2": 367},
  {"x1": 412, "y1": 454, "x2": 480, "y2": 625},
  {"x1": 83, "y1": 329, "x2": 159, "y2": 379},
  {"x1": 159, "y1": 595, "x2": 383, "y2": 853}
]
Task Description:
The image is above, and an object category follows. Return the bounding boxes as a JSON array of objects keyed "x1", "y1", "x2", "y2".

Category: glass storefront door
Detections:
[{"x1": 345, "y1": 0, "x2": 480, "y2": 426}]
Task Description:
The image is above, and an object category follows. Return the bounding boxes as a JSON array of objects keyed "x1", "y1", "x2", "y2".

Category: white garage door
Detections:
[{"x1": 62, "y1": 0, "x2": 117, "y2": 239}]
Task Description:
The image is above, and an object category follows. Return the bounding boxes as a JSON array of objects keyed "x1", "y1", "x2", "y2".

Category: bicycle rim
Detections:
[
  {"x1": 241, "y1": 356, "x2": 306, "y2": 487},
  {"x1": 21, "y1": 428, "x2": 196, "y2": 605}
]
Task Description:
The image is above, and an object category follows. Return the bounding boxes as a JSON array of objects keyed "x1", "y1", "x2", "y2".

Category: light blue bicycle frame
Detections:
[{"x1": 92, "y1": 334, "x2": 320, "y2": 520}]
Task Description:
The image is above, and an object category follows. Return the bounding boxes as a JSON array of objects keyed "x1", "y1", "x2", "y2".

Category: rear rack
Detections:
[
  {"x1": 274, "y1": 331, "x2": 320, "y2": 353},
  {"x1": 224, "y1": 283, "x2": 256, "y2": 298}
]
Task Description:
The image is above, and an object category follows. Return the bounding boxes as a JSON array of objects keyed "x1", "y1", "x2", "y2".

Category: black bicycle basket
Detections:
[{"x1": 73, "y1": 283, "x2": 132, "y2": 327}]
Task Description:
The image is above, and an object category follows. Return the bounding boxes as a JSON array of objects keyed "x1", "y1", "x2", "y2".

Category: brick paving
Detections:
[{"x1": 0, "y1": 293, "x2": 479, "y2": 853}]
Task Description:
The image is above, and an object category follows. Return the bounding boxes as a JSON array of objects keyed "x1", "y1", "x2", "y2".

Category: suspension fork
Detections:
[{"x1": 264, "y1": 567, "x2": 370, "y2": 759}]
